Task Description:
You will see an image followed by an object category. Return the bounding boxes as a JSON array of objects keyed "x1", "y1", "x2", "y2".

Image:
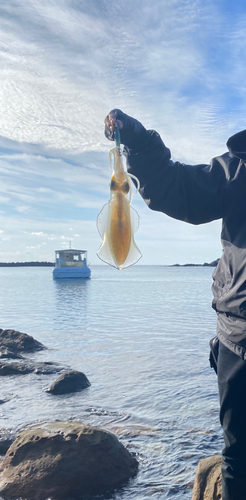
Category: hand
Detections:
[
  {"x1": 104, "y1": 109, "x2": 148, "y2": 149},
  {"x1": 104, "y1": 110, "x2": 123, "y2": 134},
  {"x1": 104, "y1": 109, "x2": 124, "y2": 142}
]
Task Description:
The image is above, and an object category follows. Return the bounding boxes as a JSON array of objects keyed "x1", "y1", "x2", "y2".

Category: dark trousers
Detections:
[{"x1": 217, "y1": 341, "x2": 246, "y2": 500}]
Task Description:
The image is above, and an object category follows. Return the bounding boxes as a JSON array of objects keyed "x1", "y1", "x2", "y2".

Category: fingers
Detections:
[
  {"x1": 104, "y1": 111, "x2": 123, "y2": 132},
  {"x1": 104, "y1": 112, "x2": 115, "y2": 132}
]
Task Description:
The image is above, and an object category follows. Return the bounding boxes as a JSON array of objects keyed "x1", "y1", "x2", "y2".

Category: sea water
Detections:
[{"x1": 0, "y1": 265, "x2": 222, "y2": 499}]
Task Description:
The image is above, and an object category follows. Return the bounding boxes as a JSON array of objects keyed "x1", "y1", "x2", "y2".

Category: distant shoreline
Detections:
[
  {"x1": 171, "y1": 258, "x2": 219, "y2": 268},
  {"x1": 0, "y1": 259, "x2": 220, "y2": 268},
  {"x1": 0, "y1": 262, "x2": 55, "y2": 267}
]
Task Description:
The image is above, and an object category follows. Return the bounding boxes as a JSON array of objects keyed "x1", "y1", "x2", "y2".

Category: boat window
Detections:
[{"x1": 73, "y1": 255, "x2": 79, "y2": 261}]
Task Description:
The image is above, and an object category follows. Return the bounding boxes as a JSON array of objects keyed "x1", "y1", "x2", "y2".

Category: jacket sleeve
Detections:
[{"x1": 125, "y1": 130, "x2": 239, "y2": 225}]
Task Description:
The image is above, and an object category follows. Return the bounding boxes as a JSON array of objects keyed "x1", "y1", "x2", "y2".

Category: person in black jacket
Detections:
[{"x1": 104, "y1": 109, "x2": 246, "y2": 500}]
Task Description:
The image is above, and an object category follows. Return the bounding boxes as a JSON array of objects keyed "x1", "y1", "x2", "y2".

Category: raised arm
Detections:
[{"x1": 105, "y1": 110, "x2": 239, "y2": 225}]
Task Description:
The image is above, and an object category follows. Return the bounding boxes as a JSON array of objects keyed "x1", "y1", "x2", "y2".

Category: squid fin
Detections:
[
  {"x1": 96, "y1": 204, "x2": 142, "y2": 270},
  {"x1": 97, "y1": 236, "x2": 117, "y2": 268},
  {"x1": 119, "y1": 239, "x2": 142, "y2": 269},
  {"x1": 118, "y1": 205, "x2": 142, "y2": 269},
  {"x1": 96, "y1": 203, "x2": 117, "y2": 267},
  {"x1": 96, "y1": 202, "x2": 109, "y2": 240},
  {"x1": 130, "y1": 205, "x2": 140, "y2": 233}
]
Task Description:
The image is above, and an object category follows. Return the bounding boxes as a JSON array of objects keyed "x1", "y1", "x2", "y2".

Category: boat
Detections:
[{"x1": 52, "y1": 248, "x2": 91, "y2": 279}]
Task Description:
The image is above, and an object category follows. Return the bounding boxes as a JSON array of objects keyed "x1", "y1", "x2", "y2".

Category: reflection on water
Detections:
[
  {"x1": 0, "y1": 266, "x2": 223, "y2": 500},
  {"x1": 54, "y1": 278, "x2": 90, "y2": 295},
  {"x1": 54, "y1": 278, "x2": 90, "y2": 329}
]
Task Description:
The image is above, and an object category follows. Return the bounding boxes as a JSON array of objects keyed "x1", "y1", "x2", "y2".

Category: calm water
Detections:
[{"x1": 0, "y1": 265, "x2": 222, "y2": 499}]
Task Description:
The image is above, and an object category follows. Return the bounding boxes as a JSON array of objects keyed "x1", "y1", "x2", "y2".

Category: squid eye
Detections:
[
  {"x1": 110, "y1": 179, "x2": 117, "y2": 191},
  {"x1": 122, "y1": 182, "x2": 130, "y2": 194}
]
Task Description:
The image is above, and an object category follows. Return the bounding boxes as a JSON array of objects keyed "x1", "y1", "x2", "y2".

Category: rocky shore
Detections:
[
  {"x1": 0, "y1": 328, "x2": 222, "y2": 500},
  {"x1": 0, "y1": 328, "x2": 138, "y2": 500}
]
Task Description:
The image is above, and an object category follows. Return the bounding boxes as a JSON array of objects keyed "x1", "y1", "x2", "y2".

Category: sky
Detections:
[{"x1": 0, "y1": 0, "x2": 246, "y2": 265}]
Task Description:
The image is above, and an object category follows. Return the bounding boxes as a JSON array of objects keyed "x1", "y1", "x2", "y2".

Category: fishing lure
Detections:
[{"x1": 97, "y1": 124, "x2": 142, "y2": 270}]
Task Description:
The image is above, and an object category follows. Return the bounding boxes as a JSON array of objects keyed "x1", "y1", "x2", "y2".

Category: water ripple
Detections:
[{"x1": 0, "y1": 265, "x2": 221, "y2": 499}]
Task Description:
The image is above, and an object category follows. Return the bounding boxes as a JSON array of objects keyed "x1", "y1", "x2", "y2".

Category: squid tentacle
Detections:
[{"x1": 127, "y1": 172, "x2": 140, "y2": 192}]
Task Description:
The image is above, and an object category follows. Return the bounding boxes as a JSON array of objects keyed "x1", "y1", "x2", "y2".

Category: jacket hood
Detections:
[{"x1": 227, "y1": 129, "x2": 246, "y2": 161}]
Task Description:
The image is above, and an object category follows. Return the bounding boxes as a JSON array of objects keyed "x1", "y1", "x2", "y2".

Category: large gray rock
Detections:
[
  {"x1": 0, "y1": 329, "x2": 45, "y2": 353},
  {"x1": 0, "y1": 421, "x2": 138, "y2": 500},
  {"x1": 46, "y1": 370, "x2": 90, "y2": 394},
  {"x1": 192, "y1": 455, "x2": 222, "y2": 500}
]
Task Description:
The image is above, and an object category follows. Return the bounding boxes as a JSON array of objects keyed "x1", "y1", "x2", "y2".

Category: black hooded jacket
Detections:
[{"x1": 124, "y1": 127, "x2": 246, "y2": 359}]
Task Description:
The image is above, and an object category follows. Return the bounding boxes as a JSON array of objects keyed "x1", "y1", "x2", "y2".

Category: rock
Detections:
[
  {"x1": 0, "y1": 329, "x2": 45, "y2": 353},
  {"x1": 0, "y1": 348, "x2": 24, "y2": 359},
  {"x1": 46, "y1": 370, "x2": 91, "y2": 394},
  {"x1": 192, "y1": 455, "x2": 222, "y2": 500},
  {"x1": 0, "y1": 362, "x2": 33, "y2": 375},
  {"x1": 0, "y1": 421, "x2": 138, "y2": 500},
  {"x1": 0, "y1": 396, "x2": 12, "y2": 405},
  {"x1": 0, "y1": 361, "x2": 63, "y2": 376},
  {"x1": 0, "y1": 430, "x2": 16, "y2": 455},
  {"x1": 33, "y1": 361, "x2": 64, "y2": 375}
]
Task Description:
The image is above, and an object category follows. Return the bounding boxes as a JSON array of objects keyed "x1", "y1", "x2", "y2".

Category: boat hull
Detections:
[{"x1": 53, "y1": 267, "x2": 91, "y2": 279}]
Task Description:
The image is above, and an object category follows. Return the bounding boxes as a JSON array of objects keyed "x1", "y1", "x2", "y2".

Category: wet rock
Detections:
[
  {"x1": 0, "y1": 348, "x2": 24, "y2": 359},
  {"x1": 0, "y1": 396, "x2": 12, "y2": 405},
  {"x1": 0, "y1": 362, "x2": 33, "y2": 375},
  {"x1": 0, "y1": 421, "x2": 138, "y2": 500},
  {"x1": 33, "y1": 361, "x2": 64, "y2": 375},
  {"x1": 192, "y1": 455, "x2": 222, "y2": 500},
  {"x1": 0, "y1": 329, "x2": 45, "y2": 353},
  {"x1": 0, "y1": 430, "x2": 16, "y2": 455},
  {"x1": 0, "y1": 361, "x2": 63, "y2": 376},
  {"x1": 46, "y1": 370, "x2": 91, "y2": 394}
]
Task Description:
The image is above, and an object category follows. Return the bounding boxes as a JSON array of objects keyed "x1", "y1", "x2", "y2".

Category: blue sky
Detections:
[{"x1": 0, "y1": 0, "x2": 246, "y2": 264}]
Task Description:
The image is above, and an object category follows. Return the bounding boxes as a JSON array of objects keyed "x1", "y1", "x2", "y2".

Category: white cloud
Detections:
[
  {"x1": 16, "y1": 205, "x2": 30, "y2": 213},
  {"x1": 0, "y1": 196, "x2": 10, "y2": 203},
  {"x1": 0, "y1": 0, "x2": 243, "y2": 264},
  {"x1": 0, "y1": 0, "x2": 234, "y2": 156}
]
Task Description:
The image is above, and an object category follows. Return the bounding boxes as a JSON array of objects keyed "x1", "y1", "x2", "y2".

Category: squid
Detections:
[{"x1": 97, "y1": 135, "x2": 142, "y2": 270}]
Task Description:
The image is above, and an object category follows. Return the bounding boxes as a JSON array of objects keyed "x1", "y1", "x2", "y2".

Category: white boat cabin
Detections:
[
  {"x1": 55, "y1": 249, "x2": 88, "y2": 268},
  {"x1": 53, "y1": 248, "x2": 91, "y2": 279}
]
